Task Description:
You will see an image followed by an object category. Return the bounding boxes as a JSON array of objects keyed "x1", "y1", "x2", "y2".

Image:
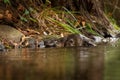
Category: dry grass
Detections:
[{"x1": 32, "y1": 8, "x2": 81, "y2": 37}]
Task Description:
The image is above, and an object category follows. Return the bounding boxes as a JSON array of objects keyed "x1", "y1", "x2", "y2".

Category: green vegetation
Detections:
[
  {"x1": 109, "y1": 17, "x2": 120, "y2": 31},
  {"x1": 3, "y1": 0, "x2": 11, "y2": 4},
  {"x1": 0, "y1": 0, "x2": 119, "y2": 44},
  {"x1": 104, "y1": 6, "x2": 120, "y2": 31},
  {"x1": 47, "y1": 17, "x2": 80, "y2": 34},
  {"x1": 0, "y1": 0, "x2": 118, "y2": 35}
]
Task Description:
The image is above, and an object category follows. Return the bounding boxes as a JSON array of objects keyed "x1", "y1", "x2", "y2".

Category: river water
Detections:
[{"x1": 0, "y1": 41, "x2": 120, "y2": 80}]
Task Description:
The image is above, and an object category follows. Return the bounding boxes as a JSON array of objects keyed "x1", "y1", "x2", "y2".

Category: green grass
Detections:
[
  {"x1": 47, "y1": 17, "x2": 80, "y2": 34},
  {"x1": 3, "y1": 0, "x2": 11, "y2": 5},
  {"x1": 109, "y1": 17, "x2": 120, "y2": 31}
]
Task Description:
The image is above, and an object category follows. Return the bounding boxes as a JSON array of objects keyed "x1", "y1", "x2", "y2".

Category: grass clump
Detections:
[{"x1": 47, "y1": 17, "x2": 80, "y2": 34}]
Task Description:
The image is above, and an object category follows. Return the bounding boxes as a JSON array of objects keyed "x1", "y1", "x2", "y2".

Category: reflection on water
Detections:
[
  {"x1": 104, "y1": 41, "x2": 120, "y2": 80},
  {"x1": 0, "y1": 46, "x2": 105, "y2": 80}
]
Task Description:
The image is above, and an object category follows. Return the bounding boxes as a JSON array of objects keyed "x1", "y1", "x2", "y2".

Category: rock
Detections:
[
  {"x1": 0, "y1": 25, "x2": 24, "y2": 43},
  {"x1": 20, "y1": 36, "x2": 36, "y2": 48},
  {"x1": 0, "y1": 42, "x2": 5, "y2": 51},
  {"x1": 92, "y1": 36, "x2": 103, "y2": 43},
  {"x1": 38, "y1": 41, "x2": 45, "y2": 48},
  {"x1": 79, "y1": 34, "x2": 97, "y2": 46},
  {"x1": 44, "y1": 38, "x2": 57, "y2": 48},
  {"x1": 56, "y1": 37, "x2": 68, "y2": 47},
  {"x1": 92, "y1": 35, "x2": 119, "y2": 44}
]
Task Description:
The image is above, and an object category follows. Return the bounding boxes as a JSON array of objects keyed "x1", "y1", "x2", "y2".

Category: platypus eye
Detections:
[{"x1": 69, "y1": 39, "x2": 74, "y2": 44}]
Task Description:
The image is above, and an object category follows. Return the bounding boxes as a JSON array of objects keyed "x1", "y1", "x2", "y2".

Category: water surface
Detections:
[{"x1": 0, "y1": 42, "x2": 119, "y2": 80}]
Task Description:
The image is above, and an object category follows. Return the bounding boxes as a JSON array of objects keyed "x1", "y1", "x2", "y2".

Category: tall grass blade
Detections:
[{"x1": 47, "y1": 17, "x2": 80, "y2": 34}]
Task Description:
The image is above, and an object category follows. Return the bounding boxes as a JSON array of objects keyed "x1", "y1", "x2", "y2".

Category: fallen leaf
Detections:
[
  {"x1": 81, "y1": 21, "x2": 86, "y2": 27},
  {"x1": 17, "y1": 4, "x2": 25, "y2": 11}
]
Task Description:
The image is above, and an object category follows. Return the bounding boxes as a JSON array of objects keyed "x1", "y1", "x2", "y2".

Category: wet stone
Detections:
[
  {"x1": 21, "y1": 37, "x2": 36, "y2": 48},
  {"x1": 44, "y1": 39, "x2": 57, "y2": 48},
  {"x1": 0, "y1": 42, "x2": 5, "y2": 52},
  {"x1": 38, "y1": 41, "x2": 45, "y2": 48}
]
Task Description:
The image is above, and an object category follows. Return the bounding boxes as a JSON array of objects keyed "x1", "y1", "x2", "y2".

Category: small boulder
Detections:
[
  {"x1": 20, "y1": 36, "x2": 37, "y2": 48},
  {"x1": 0, "y1": 25, "x2": 24, "y2": 43},
  {"x1": 0, "y1": 42, "x2": 5, "y2": 51},
  {"x1": 38, "y1": 41, "x2": 45, "y2": 48}
]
